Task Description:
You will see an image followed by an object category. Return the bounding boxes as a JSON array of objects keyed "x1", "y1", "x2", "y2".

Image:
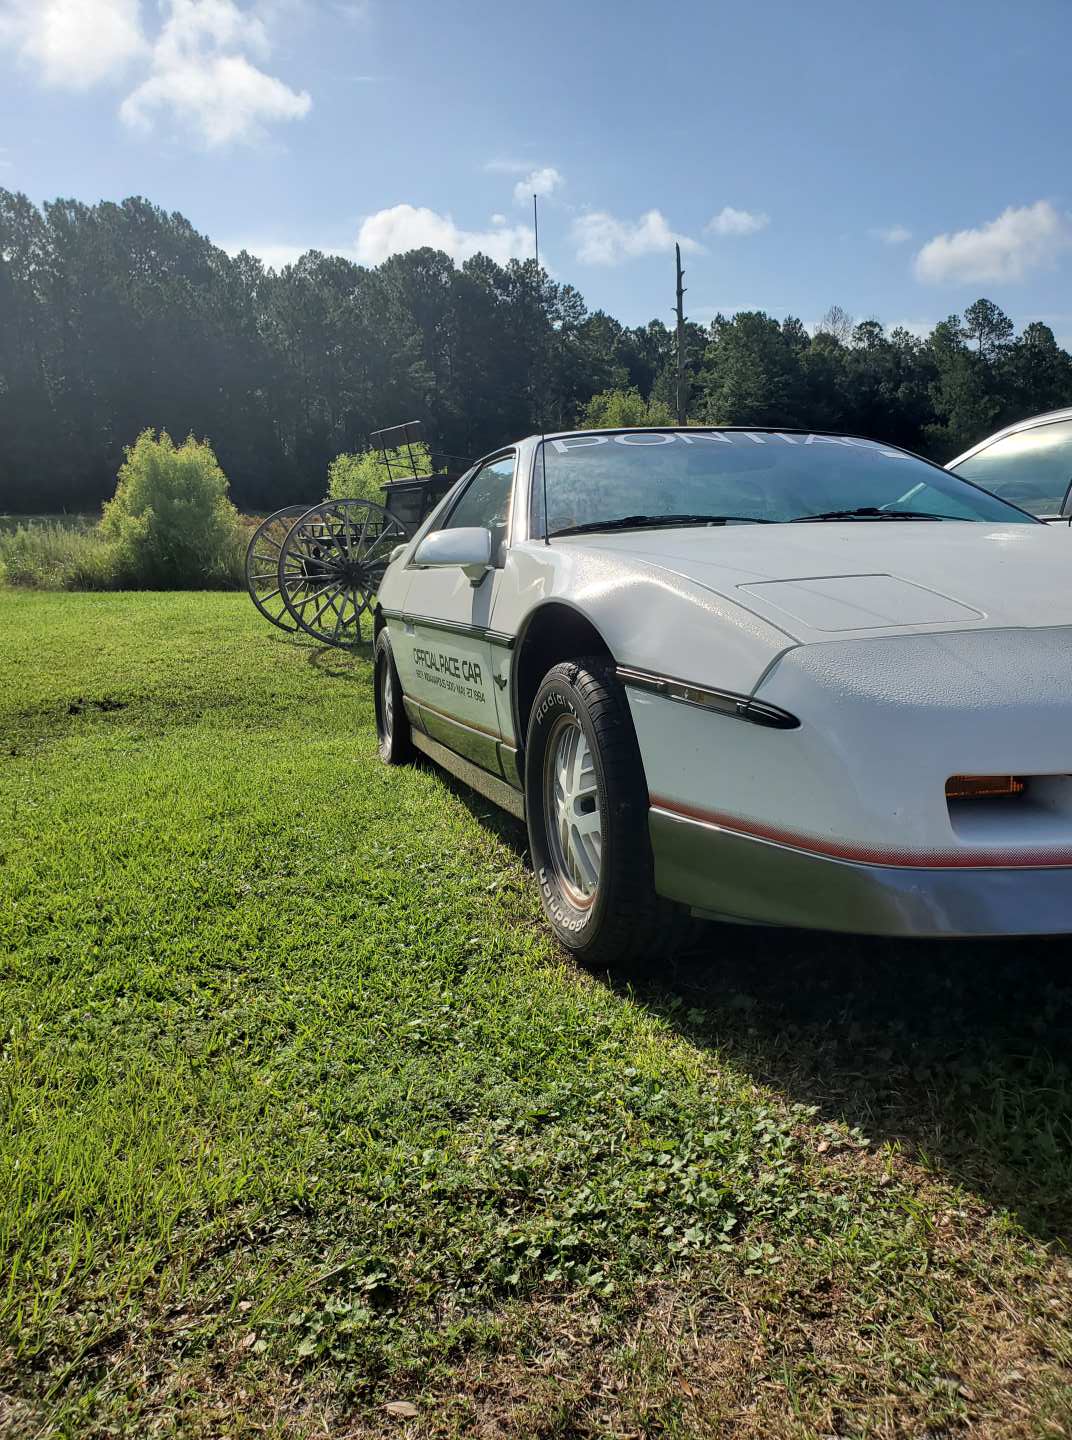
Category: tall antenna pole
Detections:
[
  {"x1": 675, "y1": 242, "x2": 687, "y2": 426},
  {"x1": 534, "y1": 194, "x2": 550, "y2": 543}
]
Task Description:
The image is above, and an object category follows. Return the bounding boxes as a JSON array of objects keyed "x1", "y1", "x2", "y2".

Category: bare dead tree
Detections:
[{"x1": 815, "y1": 304, "x2": 855, "y2": 345}]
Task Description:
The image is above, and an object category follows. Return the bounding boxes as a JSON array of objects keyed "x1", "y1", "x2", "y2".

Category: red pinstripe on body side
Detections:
[{"x1": 649, "y1": 795, "x2": 1072, "y2": 870}]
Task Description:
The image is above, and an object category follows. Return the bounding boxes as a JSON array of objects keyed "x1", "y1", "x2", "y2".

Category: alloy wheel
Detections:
[{"x1": 542, "y1": 713, "x2": 603, "y2": 907}]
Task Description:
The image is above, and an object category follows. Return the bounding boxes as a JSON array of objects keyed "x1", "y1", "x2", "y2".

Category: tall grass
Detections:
[
  {"x1": 0, "y1": 518, "x2": 245, "y2": 590},
  {"x1": 0, "y1": 521, "x2": 112, "y2": 590}
]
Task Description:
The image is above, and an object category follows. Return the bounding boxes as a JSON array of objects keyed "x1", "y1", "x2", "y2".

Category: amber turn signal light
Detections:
[{"x1": 945, "y1": 775, "x2": 1026, "y2": 801}]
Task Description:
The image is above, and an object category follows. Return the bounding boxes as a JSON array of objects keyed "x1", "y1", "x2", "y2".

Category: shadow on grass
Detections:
[
  {"x1": 440, "y1": 770, "x2": 1072, "y2": 1246},
  {"x1": 302, "y1": 640, "x2": 374, "y2": 679},
  {"x1": 628, "y1": 930, "x2": 1072, "y2": 1248},
  {"x1": 421, "y1": 757, "x2": 1072, "y2": 1245}
]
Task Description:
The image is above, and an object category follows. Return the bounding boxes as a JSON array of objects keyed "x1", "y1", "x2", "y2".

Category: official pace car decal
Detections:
[{"x1": 412, "y1": 646, "x2": 488, "y2": 704}]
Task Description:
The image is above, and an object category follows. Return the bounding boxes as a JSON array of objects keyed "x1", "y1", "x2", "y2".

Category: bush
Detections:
[
  {"x1": 327, "y1": 443, "x2": 436, "y2": 504},
  {"x1": 582, "y1": 387, "x2": 675, "y2": 429},
  {"x1": 99, "y1": 430, "x2": 244, "y2": 588}
]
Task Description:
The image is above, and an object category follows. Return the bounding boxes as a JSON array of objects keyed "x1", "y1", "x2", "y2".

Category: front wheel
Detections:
[
  {"x1": 524, "y1": 657, "x2": 691, "y2": 970},
  {"x1": 374, "y1": 630, "x2": 413, "y2": 765}
]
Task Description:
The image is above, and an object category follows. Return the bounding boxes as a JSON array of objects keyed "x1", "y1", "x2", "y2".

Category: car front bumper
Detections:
[{"x1": 650, "y1": 804, "x2": 1072, "y2": 937}]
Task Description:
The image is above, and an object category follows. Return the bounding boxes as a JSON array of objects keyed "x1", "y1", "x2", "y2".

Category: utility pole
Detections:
[{"x1": 674, "y1": 243, "x2": 687, "y2": 426}]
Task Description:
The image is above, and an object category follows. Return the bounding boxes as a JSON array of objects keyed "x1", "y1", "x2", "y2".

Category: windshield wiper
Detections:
[
  {"x1": 791, "y1": 506, "x2": 968, "y2": 523},
  {"x1": 549, "y1": 513, "x2": 772, "y2": 537}
]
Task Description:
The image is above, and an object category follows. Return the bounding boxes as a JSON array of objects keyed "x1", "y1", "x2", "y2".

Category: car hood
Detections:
[{"x1": 566, "y1": 520, "x2": 1072, "y2": 643}]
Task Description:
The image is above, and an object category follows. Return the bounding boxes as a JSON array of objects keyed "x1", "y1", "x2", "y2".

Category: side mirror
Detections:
[{"x1": 412, "y1": 526, "x2": 493, "y2": 586}]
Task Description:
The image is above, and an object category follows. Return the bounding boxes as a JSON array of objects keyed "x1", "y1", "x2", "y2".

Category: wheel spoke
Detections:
[
  {"x1": 285, "y1": 580, "x2": 336, "y2": 610},
  {"x1": 306, "y1": 584, "x2": 345, "y2": 631},
  {"x1": 573, "y1": 804, "x2": 601, "y2": 838},
  {"x1": 331, "y1": 595, "x2": 346, "y2": 641}
]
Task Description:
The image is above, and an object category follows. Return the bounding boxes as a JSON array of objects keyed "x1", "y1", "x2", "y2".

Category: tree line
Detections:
[{"x1": 2, "y1": 188, "x2": 1071, "y2": 515}]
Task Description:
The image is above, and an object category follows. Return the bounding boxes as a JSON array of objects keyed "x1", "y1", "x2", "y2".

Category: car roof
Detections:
[{"x1": 947, "y1": 407, "x2": 1072, "y2": 469}]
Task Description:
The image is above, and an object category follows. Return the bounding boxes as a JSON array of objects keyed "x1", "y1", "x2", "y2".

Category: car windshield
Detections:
[{"x1": 530, "y1": 430, "x2": 1038, "y2": 535}]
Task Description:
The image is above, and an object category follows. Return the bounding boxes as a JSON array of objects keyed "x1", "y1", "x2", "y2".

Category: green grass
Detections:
[{"x1": 0, "y1": 590, "x2": 1069, "y2": 1438}]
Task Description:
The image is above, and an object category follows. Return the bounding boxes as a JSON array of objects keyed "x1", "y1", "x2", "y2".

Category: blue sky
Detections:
[{"x1": 2, "y1": 0, "x2": 1071, "y2": 341}]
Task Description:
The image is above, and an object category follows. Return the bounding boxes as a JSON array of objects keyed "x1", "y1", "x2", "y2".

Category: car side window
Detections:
[
  {"x1": 953, "y1": 419, "x2": 1072, "y2": 516},
  {"x1": 442, "y1": 454, "x2": 515, "y2": 562}
]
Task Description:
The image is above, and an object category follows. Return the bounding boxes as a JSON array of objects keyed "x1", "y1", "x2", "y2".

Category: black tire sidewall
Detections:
[
  {"x1": 374, "y1": 630, "x2": 410, "y2": 764},
  {"x1": 525, "y1": 663, "x2": 639, "y2": 956}
]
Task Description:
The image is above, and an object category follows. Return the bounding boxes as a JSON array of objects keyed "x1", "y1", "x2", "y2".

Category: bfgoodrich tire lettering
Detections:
[
  {"x1": 525, "y1": 656, "x2": 692, "y2": 969},
  {"x1": 374, "y1": 630, "x2": 413, "y2": 765}
]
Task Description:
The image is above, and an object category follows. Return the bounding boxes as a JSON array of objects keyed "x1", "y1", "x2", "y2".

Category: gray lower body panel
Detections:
[
  {"x1": 403, "y1": 696, "x2": 523, "y2": 791},
  {"x1": 409, "y1": 726, "x2": 525, "y2": 821},
  {"x1": 650, "y1": 806, "x2": 1072, "y2": 937}
]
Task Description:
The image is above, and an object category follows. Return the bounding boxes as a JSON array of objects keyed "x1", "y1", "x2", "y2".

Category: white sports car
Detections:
[{"x1": 374, "y1": 427, "x2": 1072, "y2": 965}]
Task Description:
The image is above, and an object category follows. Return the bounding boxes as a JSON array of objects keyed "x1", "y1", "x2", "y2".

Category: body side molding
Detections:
[
  {"x1": 381, "y1": 606, "x2": 515, "y2": 648},
  {"x1": 618, "y1": 666, "x2": 800, "y2": 729}
]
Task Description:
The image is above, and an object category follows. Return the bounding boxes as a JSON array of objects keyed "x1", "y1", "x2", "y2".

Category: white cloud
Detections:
[
  {"x1": 513, "y1": 165, "x2": 562, "y2": 205},
  {"x1": 120, "y1": 0, "x2": 310, "y2": 146},
  {"x1": 889, "y1": 318, "x2": 935, "y2": 340},
  {"x1": 706, "y1": 206, "x2": 769, "y2": 237},
  {"x1": 0, "y1": 0, "x2": 309, "y2": 145},
  {"x1": 122, "y1": 51, "x2": 310, "y2": 145},
  {"x1": 0, "y1": 0, "x2": 146, "y2": 89},
  {"x1": 572, "y1": 209, "x2": 702, "y2": 265},
  {"x1": 225, "y1": 239, "x2": 317, "y2": 269},
  {"x1": 227, "y1": 205, "x2": 539, "y2": 269},
  {"x1": 914, "y1": 200, "x2": 1072, "y2": 285},
  {"x1": 354, "y1": 204, "x2": 535, "y2": 265},
  {"x1": 871, "y1": 224, "x2": 912, "y2": 245}
]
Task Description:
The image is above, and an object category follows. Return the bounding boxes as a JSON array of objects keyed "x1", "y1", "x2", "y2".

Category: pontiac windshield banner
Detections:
[
  {"x1": 412, "y1": 646, "x2": 487, "y2": 702},
  {"x1": 549, "y1": 431, "x2": 911, "y2": 457}
]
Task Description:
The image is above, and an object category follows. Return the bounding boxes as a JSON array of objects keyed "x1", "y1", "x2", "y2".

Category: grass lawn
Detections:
[{"x1": 1, "y1": 590, "x2": 1070, "y2": 1439}]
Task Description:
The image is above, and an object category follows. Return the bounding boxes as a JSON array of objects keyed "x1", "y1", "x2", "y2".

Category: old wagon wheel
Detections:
[
  {"x1": 245, "y1": 504, "x2": 316, "y2": 632},
  {"x1": 277, "y1": 498, "x2": 408, "y2": 647}
]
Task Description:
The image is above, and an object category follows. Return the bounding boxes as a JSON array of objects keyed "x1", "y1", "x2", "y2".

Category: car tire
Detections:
[
  {"x1": 525, "y1": 656, "x2": 693, "y2": 970},
  {"x1": 374, "y1": 629, "x2": 413, "y2": 765}
]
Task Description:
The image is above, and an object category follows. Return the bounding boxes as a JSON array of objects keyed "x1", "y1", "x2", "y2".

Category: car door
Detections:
[
  {"x1": 390, "y1": 452, "x2": 516, "y2": 772},
  {"x1": 950, "y1": 417, "x2": 1072, "y2": 520}
]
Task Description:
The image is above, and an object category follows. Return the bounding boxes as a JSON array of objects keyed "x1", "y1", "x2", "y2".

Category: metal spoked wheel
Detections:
[
  {"x1": 278, "y1": 498, "x2": 408, "y2": 647},
  {"x1": 245, "y1": 504, "x2": 316, "y2": 632},
  {"x1": 543, "y1": 711, "x2": 603, "y2": 908}
]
